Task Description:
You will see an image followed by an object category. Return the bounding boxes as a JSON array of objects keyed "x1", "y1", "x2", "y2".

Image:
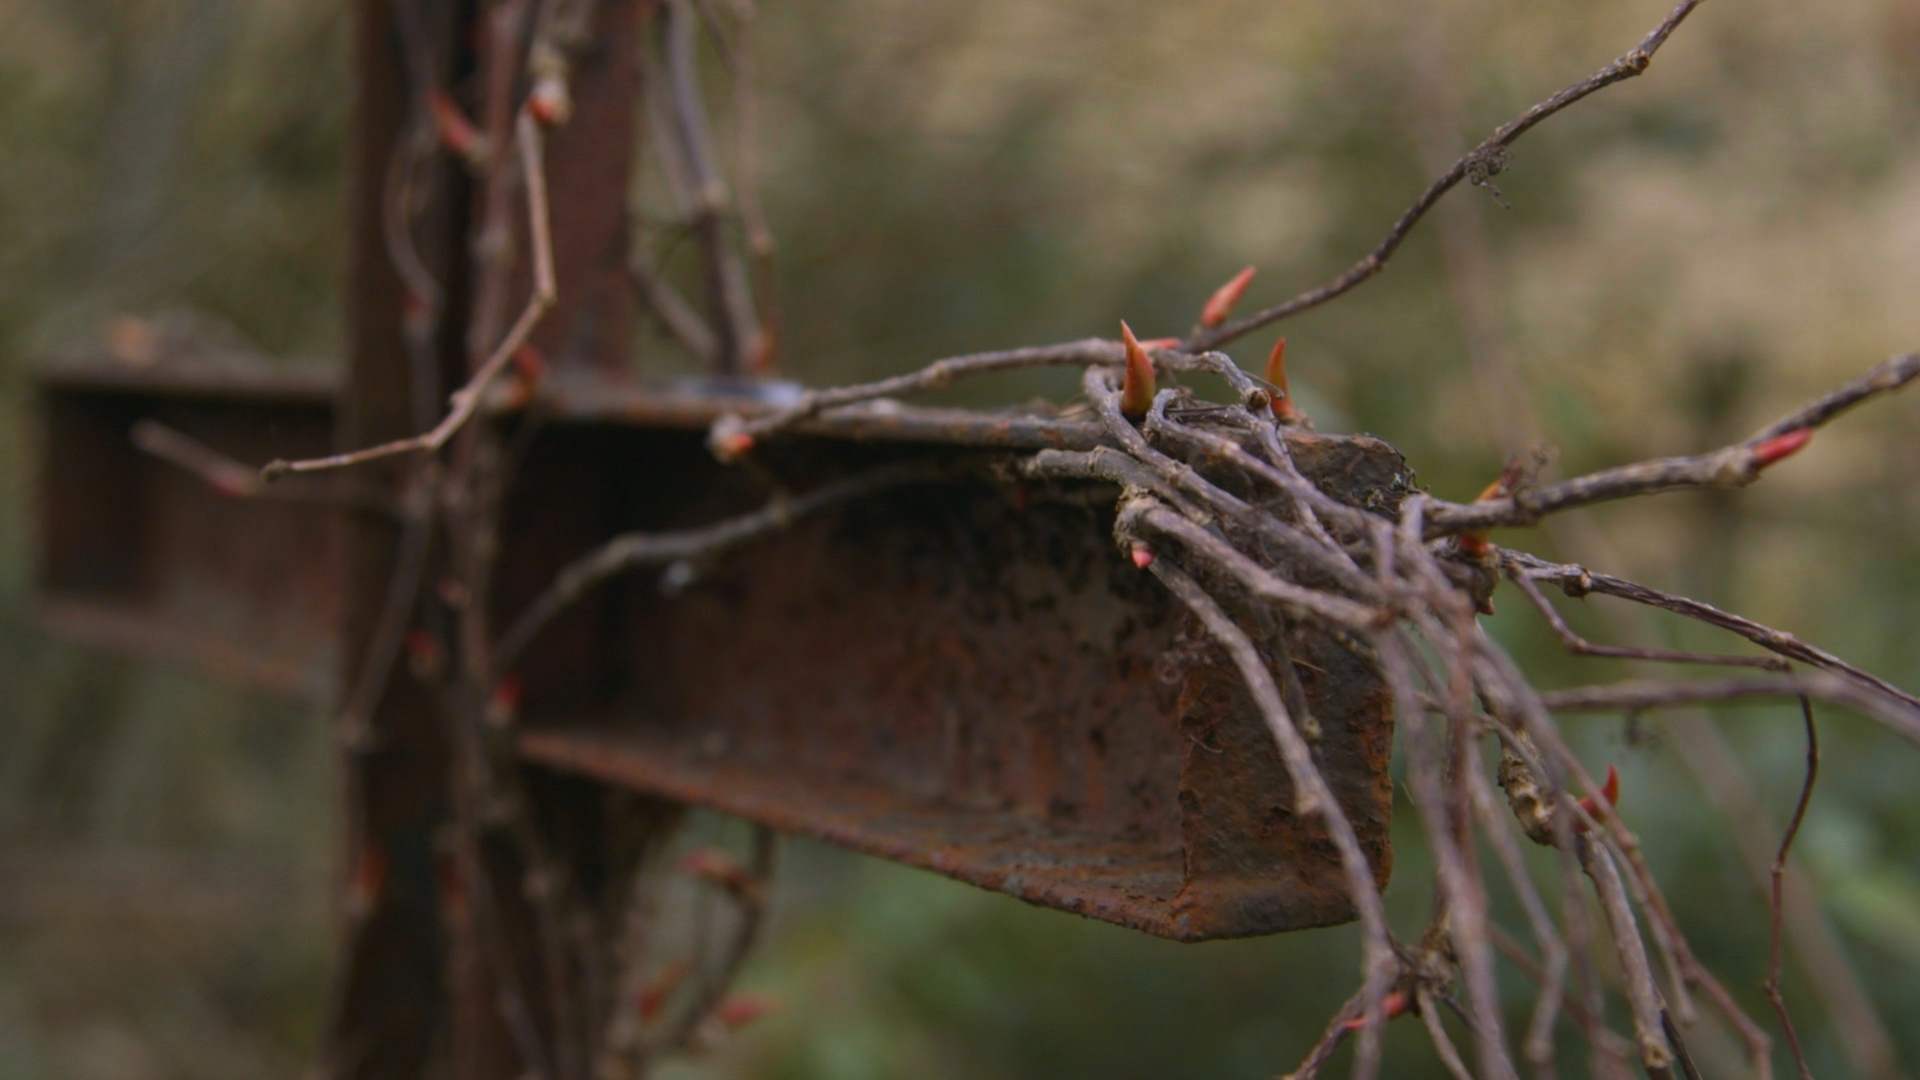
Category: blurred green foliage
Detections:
[{"x1": 3, "y1": 0, "x2": 1918, "y2": 1077}]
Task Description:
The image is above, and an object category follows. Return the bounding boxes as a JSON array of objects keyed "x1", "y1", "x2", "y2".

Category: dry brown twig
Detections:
[
  {"x1": 261, "y1": 108, "x2": 557, "y2": 482},
  {"x1": 1185, "y1": 0, "x2": 1711, "y2": 353},
  {"x1": 1425, "y1": 353, "x2": 1920, "y2": 535},
  {"x1": 1766, "y1": 697, "x2": 1821, "y2": 1080}
]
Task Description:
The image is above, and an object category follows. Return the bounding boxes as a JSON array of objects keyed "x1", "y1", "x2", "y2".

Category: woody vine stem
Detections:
[{"x1": 136, "y1": 0, "x2": 1920, "y2": 1076}]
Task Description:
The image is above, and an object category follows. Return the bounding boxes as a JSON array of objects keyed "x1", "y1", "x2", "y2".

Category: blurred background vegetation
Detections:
[{"x1": 3, "y1": 0, "x2": 1918, "y2": 1076}]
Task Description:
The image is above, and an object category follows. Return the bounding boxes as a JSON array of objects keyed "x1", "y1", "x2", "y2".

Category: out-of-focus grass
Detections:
[{"x1": 2, "y1": 1, "x2": 1916, "y2": 1077}]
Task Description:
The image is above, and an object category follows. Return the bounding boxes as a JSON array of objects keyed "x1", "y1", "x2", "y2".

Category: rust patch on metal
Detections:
[{"x1": 506, "y1": 425, "x2": 1408, "y2": 940}]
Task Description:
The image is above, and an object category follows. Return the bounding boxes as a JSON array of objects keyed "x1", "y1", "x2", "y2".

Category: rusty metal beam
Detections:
[
  {"x1": 36, "y1": 351, "x2": 1404, "y2": 941},
  {"x1": 328, "y1": 1, "x2": 460, "y2": 1073},
  {"x1": 37, "y1": 363, "x2": 340, "y2": 697}
]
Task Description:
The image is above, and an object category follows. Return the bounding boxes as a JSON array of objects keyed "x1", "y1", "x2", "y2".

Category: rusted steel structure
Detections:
[
  {"x1": 39, "y1": 357, "x2": 1405, "y2": 939},
  {"x1": 33, "y1": 0, "x2": 1402, "y2": 1074}
]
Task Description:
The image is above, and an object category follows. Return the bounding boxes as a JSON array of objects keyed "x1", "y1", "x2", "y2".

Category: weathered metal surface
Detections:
[
  {"x1": 37, "y1": 362, "x2": 340, "y2": 697},
  {"x1": 330, "y1": 2, "x2": 461, "y2": 1073},
  {"x1": 507, "y1": 426, "x2": 1402, "y2": 940},
  {"x1": 36, "y1": 347, "x2": 1406, "y2": 941}
]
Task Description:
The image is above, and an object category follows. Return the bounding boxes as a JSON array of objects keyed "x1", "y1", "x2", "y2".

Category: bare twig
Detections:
[
  {"x1": 663, "y1": 0, "x2": 757, "y2": 373},
  {"x1": 1505, "y1": 549, "x2": 1920, "y2": 713},
  {"x1": 1507, "y1": 569, "x2": 1788, "y2": 672},
  {"x1": 707, "y1": 338, "x2": 1272, "y2": 454},
  {"x1": 132, "y1": 420, "x2": 294, "y2": 502},
  {"x1": 1764, "y1": 698, "x2": 1820, "y2": 1080},
  {"x1": 641, "y1": 825, "x2": 775, "y2": 1057},
  {"x1": 700, "y1": 0, "x2": 778, "y2": 370},
  {"x1": 1578, "y1": 840, "x2": 1676, "y2": 1078},
  {"x1": 1539, "y1": 674, "x2": 1920, "y2": 746},
  {"x1": 1122, "y1": 501, "x2": 1385, "y2": 628},
  {"x1": 1467, "y1": 759, "x2": 1573, "y2": 1072},
  {"x1": 1668, "y1": 709, "x2": 1899, "y2": 1078},
  {"x1": 1422, "y1": 990, "x2": 1483, "y2": 1080},
  {"x1": 1284, "y1": 986, "x2": 1369, "y2": 1080},
  {"x1": 1186, "y1": 0, "x2": 1711, "y2": 351},
  {"x1": 263, "y1": 111, "x2": 557, "y2": 481},
  {"x1": 712, "y1": 338, "x2": 1121, "y2": 451},
  {"x1": 628, "y1": 249, "x2": 719, "y2": 361},
  {"x1": 1427, "y1": 353, "x2": 1920, "y2": 535}
]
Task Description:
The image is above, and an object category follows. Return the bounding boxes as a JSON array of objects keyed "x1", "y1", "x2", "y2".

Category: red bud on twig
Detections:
[
  {"x1": 715, "y1": 430, "x2": 756, "y2": 462},
  {"x1": 528, "y1": 76, "x2": 572, "y2": 127},
  {"x1": 1200, "y1": 265, "x2": 1257, "y2": 328},
  {"x1": 427, "y1": 88, "x2": 488, "y2": 165},
  {"x1": 679, "y1": 848, "x2": 758, "y2": 899},
  {"x1": 715, "y1": 995, "x2": 779, "y2": 1031},
  {"x1": 1119, "y1": 321, "x2": 1156, "y2": 419},
  {"x1": 637, "y1": 959, "x2": 692, "y2": 1020},
  {"x1": 746, "y1": 327, "x2": 779, "y2": 374},
  {"x1": 346, "y1": 843, "x2": 389, "y2": 918},
  {"x1": 1574, "y1": 764, "x2": 1621, "y2": 832},
  {"x1": 1456, "y1": 475, "x2": 1509, "y2": 561},
  {"x1": 511, "y1": 344, "x2": 547, "y2": 387},
  {"x1": 1264, "y1": 337, "x2": 1303, "y2": 423},
  {"x1": 1750, "y1": 428, "x2": 1812, "y2": 470},
  {"x1": 1130, "y1": 543, "x2": 1155, "y2": 570},
  {"x1": 1340, "y1": 989, "x2": 1411, "y2": 1031},
  {"x1": 206, "y1": 469, "x2": 256, "y2": 499},
  {"x1": 487, "y1": 674, "x2": 524, "y2": 728},
  {"x1": 405, "y1": 630, "x2": 443, "y2": 680}
]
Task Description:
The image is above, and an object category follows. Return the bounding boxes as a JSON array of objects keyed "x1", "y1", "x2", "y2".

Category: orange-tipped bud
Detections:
[
  {"x1": 746, "y1": 327, "x2": 779, "y2": 374},
  {"x1": 1200, "y1": 265, "x2": 1257, "y2": 328},
  {"x1": 347, "y1": 843, "x2": 390, "y2": 918},
  {"x1": 427, "y1": 88, "x2": 487, "y2": 164},
  {"x1": 715, "y1": 995, "x2": 779, "y2": 1031},
  {"x1": 511, "y1": 344, "x2": 547, "y2": 387},
  {"x1": 679, "y1": 848, "x2": 756, "y2": 897},
  {"x1": 206, "y1": 469, "x2": 256, "y2": 499},
  {"x1": 1264, "y1": 337, "x2": 1302, "y2": 423},
  {"x1": 1751, "y1": 428, "x2": 1812, "y2": 470},
  {"x1": 1574, "y1": 765, "x2": 1621, "y2": 832},
  {"x1": 1457, "y1": 535, "x2": 1494, "y2": 560},
  {"x1": 528, "y1": 76, "x2": 572, "y2": 127},
  {"x1": 637, "y1": 959, "x2": 692, "y2": 1020},
  {"x1": 1119, "y1": 320, "x2": 1156, "y2": 418},
  {"x1": 405, "y1": 630, "x2": 443, "y2": 680},
  {"x1": 487, "y1": 674, "x2": 524, "y2": 728},
  {"x1": 1129, "y1": 543, "x2": 1155, "y2": 570},
  {"x1": 1456, "y1": 473, "x2": 1509, "y2": 561},
  {"x1": 1340, "y1": 990, "x2": 1411, "y2": 1032},
  {"x1": 715, "y1": 430, "x2": 756, "y2": 462}
]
